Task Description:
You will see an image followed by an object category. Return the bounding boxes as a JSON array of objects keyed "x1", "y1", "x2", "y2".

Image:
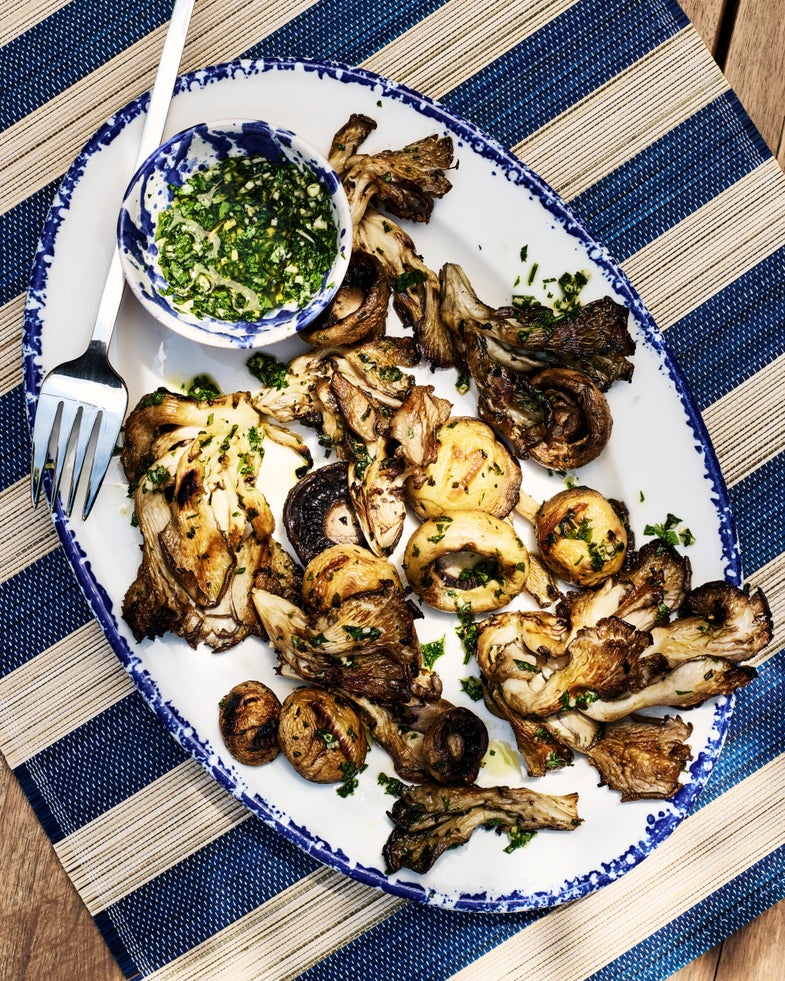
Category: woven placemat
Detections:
[{"x1": 1, "y1": 1, "x2": 783, "y2": 978}]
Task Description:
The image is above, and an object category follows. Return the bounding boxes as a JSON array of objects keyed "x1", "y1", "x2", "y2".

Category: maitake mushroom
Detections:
[{"x1": 327, "y1": 114, "x2": 459, "y2": 368}]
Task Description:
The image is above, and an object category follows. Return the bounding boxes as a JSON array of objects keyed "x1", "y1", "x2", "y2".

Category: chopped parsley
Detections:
[
  {"x1": 644, "y1": 513, "x2": 696, "y2": 548},
  {"x1": 247, "y1": 352, "x2": 290, "y2": 389},
  {"x1": 343, "y1": 625, "x2": 382, "y2": 642},
  {"x1": 420, "y1": 636, "x2": 446, "y2": 669},
  {"x1": 185, "y1": 374, "x2": 221, "y2": 401},
  {"x1": 460, "y1": 676, "x2": 484, "y2": 701},
  {"x1": 455, "y1": 599, "x2": 478, "y2": 663},
  {"x1": 503, "y1": 825, "x2": 537, "y2": 854}
]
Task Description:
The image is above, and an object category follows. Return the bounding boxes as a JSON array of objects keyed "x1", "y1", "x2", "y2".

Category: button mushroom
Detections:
[
  {"x1": 278, "y1": 687, "x2": 368, "y2": 784},
  {"x1": 531, "y1": 486, "x2": 628, "y2": 588},
  {"x1": 218, "y1": 680, "x2": 282, "y2": 766},
  {"x1": 300, "y1": 543, "x2": 403, "y2": 614},
  {"x1": 405, "y1": 416, "x2": 522, "y2": 520},
  {"x1": 402, "y1": 509, "x2": 529, "y2": 612}
]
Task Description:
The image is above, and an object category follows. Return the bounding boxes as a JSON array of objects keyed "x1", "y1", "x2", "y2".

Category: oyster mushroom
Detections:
[
  {"x1": 218, "y1": 680, "x2": 282, "y2": 766},
  {"x1": 383, "y1": 782, "x2": 581, "y2": 874},
  {"x1": 646, "y1": 581, "x2": 773, "y2": 665},
  {"x1": 586, "y1": 713, "x2": 693, "y2": 801},
  {"x1": 279, "y1": 687, "x2": 368, "y2": 783},
  {"x1": 579, "y1": 656, "x2": 758, "y2": 722},
  {"x1": 347, "y1": 694, "x2": 487, "y2": 785},
  {"x1": 356, "y1": 209, "x2": 457, "y2": 367},
  {"x1": 439, "y1": 262, "x2": 626, "y2": 466},
  {"x1": 526, "y1": 367, "x2": 613, "y2": 470},
  {"x1": 284, "y1": 462, "x2": 367, "y2": 566},
  {"x1": 438, "y1": 261, "x2": 634, "y2": 391},
  {"x1": 405, "y1": 416, "x2": 522, "y2": 520}
]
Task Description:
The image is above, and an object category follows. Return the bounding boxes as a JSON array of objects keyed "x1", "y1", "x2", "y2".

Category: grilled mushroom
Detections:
[
  {"x1": 403, "y1": 510, "x2": 529, "y2": 612},
  {"x1": 586, "y1": 713, "x2": 693, "y2": 801},
  {"x1": 278, "y1": 687, "x2": 368, "y2": 783},
  {"x1": 284, "y1": 462, "x2": 367, "y2": 566},
  {"x1": 298, "y1": 249, "x2": 390, "y2": 348},
  {"x1": 406, "y1": 416, "x2": 522, "y2": 520},
  {"x1": 532, "y1": 487, "x2": 628, "y2": 587},
  {"x1": 526, "y1": 368, "x2": 613, "y2": 470},
  {"x1": 219, "y1": 680, "x2": 282, "y2": 766},
  {"x1": 383, "y1": 782, "x2": 581, "y2": 874},
  {"x1": 300, "y1": 543, "x2": 403, "y2": 614}
]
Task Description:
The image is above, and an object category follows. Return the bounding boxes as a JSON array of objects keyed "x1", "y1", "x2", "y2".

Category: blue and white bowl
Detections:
[{"x1": 117, "y1": 118, "x2": 353, "y2": 348}]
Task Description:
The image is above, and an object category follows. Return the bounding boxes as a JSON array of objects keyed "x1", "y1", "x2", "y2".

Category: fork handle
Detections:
[{"x1": 91, "y1": 0, "x2": 195, "y2": 348}]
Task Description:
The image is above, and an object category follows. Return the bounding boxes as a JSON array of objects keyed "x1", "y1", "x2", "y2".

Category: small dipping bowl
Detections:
[{"x1": 117, "y1": 119, "x2": 352, "y2": 348}]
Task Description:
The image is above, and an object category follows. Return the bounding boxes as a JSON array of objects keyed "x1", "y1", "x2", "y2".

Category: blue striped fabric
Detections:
[
  {"x1": 2, "y1": 0, "x2": 783, "y2": 978},
  {"x1": 571, "y1": 91, "x2": 771, "y2": 260},
  {"x1": 98, "y1": 820, "x2": 323, "y2": 975},
  {"x1": 666, "y1": 246, "x2": 785, "y2": 407}
]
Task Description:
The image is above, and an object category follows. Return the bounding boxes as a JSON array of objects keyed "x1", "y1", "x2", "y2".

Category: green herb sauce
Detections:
[{"x1": 156, "y1": 155, "x2": 337, "y2": 322}]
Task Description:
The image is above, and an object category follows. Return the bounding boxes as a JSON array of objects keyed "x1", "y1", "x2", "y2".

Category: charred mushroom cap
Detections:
[
  {"x1": 298, "y1": 250, "x2": 391, "y2": 349},
  {"x1": 405, "y1": 416, "x2": 522, "y2": 520},
  {"x1": 420, "y1": 706, "x2": 489, "y2": 784},
  {"x1": 535, "y1": 487, "x2": 628, "y2": 587},
  {"x1": 284, "y1": 462, "x2": 367, "y2": 566},
  {"x1": 301, "y1": 543, "x2": 403, "y2": 614},
  {"x1": 218, "y1": 680, "x2": 282, "y2": 766},
  {"x1": 526, "y1": 368, "x2": 613, "y2": 470},
  {"x1": 278, "y1": 687, "x2": 368, "y2": 783}
]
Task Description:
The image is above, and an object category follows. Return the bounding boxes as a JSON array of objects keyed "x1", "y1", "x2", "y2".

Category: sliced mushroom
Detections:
[
  {"x1": 219, "y1": 680, "x2": 282, "y2": 766},
  {"x1": 526, "y1": 368, "x2": 613, "y2": 470},
  {"x1": 403, "y1": 510, "x2": 529, "y2": 612},
  {"x1": 298, "y1": 250, "x2": 390, "y2": 348},
  {"x1": 278, "y1": 687, "x2": 368, "y2": 783},
  {"x1": 406, "y1": 416, "x2": 522, "y2": 520},
  {"x1": 284, "y1": 463, "x2": 367, "y2": 566}
]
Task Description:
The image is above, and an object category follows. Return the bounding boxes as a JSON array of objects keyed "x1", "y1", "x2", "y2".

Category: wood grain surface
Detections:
[{"x1": 1, "y1": 1, "x2": 783, "y2": 978}]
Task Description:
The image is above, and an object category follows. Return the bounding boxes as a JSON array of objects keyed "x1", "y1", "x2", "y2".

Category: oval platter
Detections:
[{"x1": 23, "y1": 57, "x2": 740, "y2": 913}]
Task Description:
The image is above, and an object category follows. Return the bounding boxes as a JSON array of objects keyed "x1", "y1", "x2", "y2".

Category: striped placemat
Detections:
[{"x1": 1, "y1": 1, "x2": 783, "y2": 978}]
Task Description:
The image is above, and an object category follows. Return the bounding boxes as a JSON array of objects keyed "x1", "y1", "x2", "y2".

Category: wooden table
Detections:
[{"x1": 1, "y1": 1, "x2": 783, "y2": 977}]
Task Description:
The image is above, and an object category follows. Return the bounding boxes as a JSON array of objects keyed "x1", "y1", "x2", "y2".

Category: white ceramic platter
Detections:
[{"x1": 23, "y1": 58, "x2": 740, "y2": 913}]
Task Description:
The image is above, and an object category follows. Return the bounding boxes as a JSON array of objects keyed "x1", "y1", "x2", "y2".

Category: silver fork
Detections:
[{"x1": 31, "y1": 0, "x2": 195, "y2": 520}]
